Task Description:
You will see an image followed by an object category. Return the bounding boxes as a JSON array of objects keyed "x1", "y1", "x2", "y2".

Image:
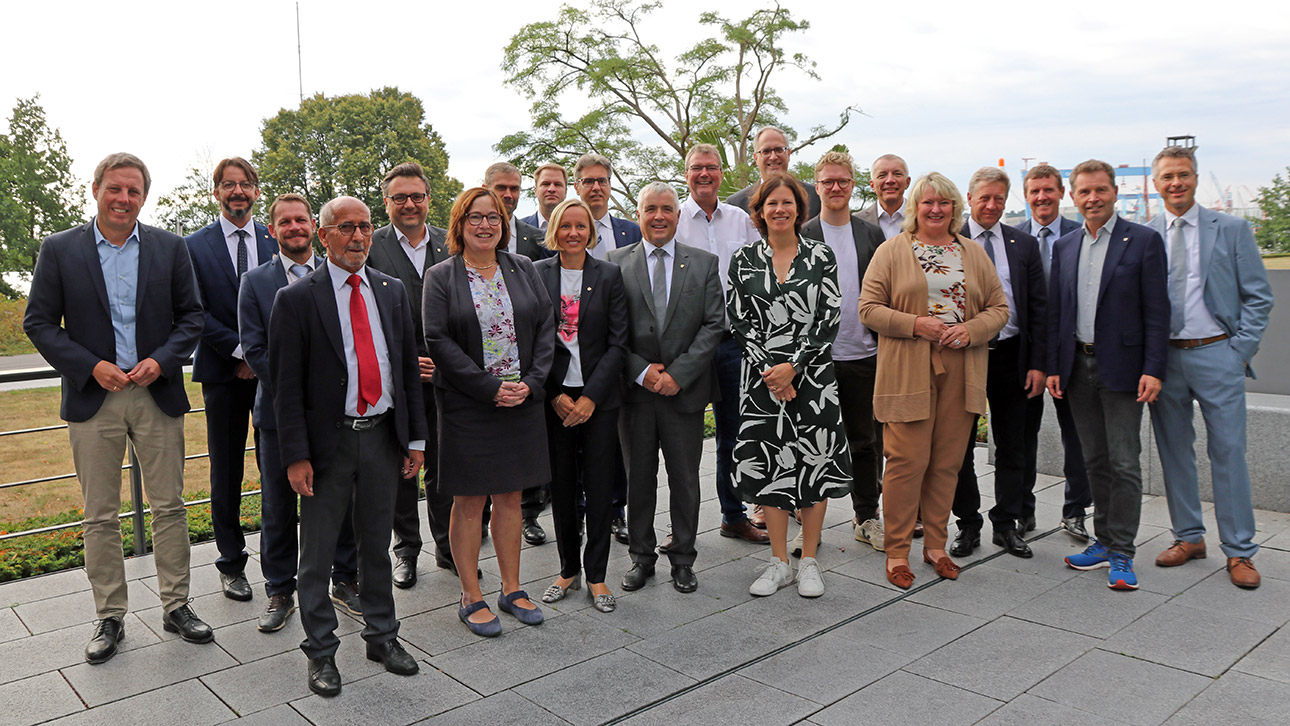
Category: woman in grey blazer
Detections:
[{"x1": 424, "y1": 188, "x2": 555, "y2": 636}]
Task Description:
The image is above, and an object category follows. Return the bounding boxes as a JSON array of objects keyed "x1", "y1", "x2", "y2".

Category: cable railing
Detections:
[{"x1": 0, "y1": 364, "x2": 258, "y2": 556}]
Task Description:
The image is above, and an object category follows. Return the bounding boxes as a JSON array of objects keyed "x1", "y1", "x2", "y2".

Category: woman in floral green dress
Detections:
[{"x1": 728, "y1": 172, "x2": 852, "y2": 599}]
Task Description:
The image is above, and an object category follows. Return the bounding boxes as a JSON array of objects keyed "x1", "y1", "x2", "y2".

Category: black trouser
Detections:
[
  {"x1": 392, "y1": 381, "x2": 452, "y2": 563},
  {"x1": 835, "y1": 356, "x2": 882, "y2": 522},
  {"x1": 620, "y1": 400, "x2": 703, "y2": 568},
  {"x1": 202, "y1": 378, "x2": 258, "y2": 575},
  {"x1": 546, "y1": 387, "x2": 618, "y2": 584},
  {"x1": 299, "y1": 415, "x2": 400, "y2": 659}
]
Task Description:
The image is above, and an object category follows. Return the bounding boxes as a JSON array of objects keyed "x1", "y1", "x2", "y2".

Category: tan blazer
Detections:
[{"x1": 859, "y1": 231, "x2": 1008, "y2": 422}]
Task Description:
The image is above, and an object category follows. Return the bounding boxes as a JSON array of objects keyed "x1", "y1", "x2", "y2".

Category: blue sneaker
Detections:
[
  {"x1": 1065, "y1": 541, "x2": 1111, "y2": 570},
  {"x1": 1107, "y1": 553, "x2": 1139, "y2": 590}
]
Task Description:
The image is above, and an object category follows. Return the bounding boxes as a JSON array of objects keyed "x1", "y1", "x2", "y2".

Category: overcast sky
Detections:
[{"x1": 3, "y1": 0, "x2": 1287, "y2": 222}]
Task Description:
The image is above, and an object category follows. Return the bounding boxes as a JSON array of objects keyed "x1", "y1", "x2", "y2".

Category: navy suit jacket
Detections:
[
  {"x1": 536, "y1": 255, "x2": 629, "y2": 410},
  {"x1": 24, "y1": 220, "x2": 203, "y2": 422},
  {"x1": 267, "y1": 263, "x2": 427, "y2": 469},
  {"x1": 520, "y1": 211, "x2": 543, "y2": 229},
  {"x1": 608, "y1": 216, "x2": 642, "y2": 249},
  {"x1": 185, "y1": 218, "x2": 277, "y2": 383},
  {"x1": 237, "y1": 253, "x2": 324, "y2": 429},
  {"x1": 1047, "y1": 216, "x2": 1170, "y2": 393},
  {"x1": 962, "y1": 221, "x2": 1048, "y2": 379}
]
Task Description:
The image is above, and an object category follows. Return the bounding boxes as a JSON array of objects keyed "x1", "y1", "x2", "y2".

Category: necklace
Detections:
[{"x1": 463, "y1": 257, "x2": 497, "y2": 271}]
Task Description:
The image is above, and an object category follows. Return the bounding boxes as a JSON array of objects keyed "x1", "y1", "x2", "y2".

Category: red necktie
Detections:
[{"x1": 346, "y1": 274, "x2": 381, "y2": 415}]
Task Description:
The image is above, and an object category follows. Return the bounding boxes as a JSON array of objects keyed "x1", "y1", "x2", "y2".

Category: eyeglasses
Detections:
[
  {"x1": 218, "y1": 181, "x2": 258, "y2": 192},
  {"x1": 322, "y1": 222, "x2": 374, "y2": 237},
  {"x1": 687, "y1": 164, "x2": 721, "y2": 173},
  {"x1": 818, "y1": 179, "x2": 853, "y2": 189},
  {"x1": 467, "y1": 213, "x2": 503, "y2": 227},
  {"x1": 754, "y1": 146, "x2": 789, "y2": 157},
  {"x1": 576, "y1": 177, "x2": 610, "y2": 188},
  {"x1": 387, "y1": 193, "x2": 427, "y2": 204}
]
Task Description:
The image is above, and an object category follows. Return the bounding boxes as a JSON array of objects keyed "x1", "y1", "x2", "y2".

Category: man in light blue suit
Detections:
[{"x1": 1146, "y1": 146, "x2": 1274, "y2": 590}]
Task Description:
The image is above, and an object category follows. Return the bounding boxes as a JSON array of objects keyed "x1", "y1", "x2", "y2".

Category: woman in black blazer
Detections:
[
  {"x1": 535, "y1": 199, "x2": 628, "y2": 613},
  {"x1": 423, "y1": 187, "x2": 555, "y2": 636}
]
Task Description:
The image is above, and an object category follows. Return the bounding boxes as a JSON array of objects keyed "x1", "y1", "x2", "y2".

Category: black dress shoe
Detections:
[
  {"x1": 949, "y1": 528, "x2": 980, "y2": 558},
  {"x1": 622, "y1": 563, "x2": 655, "y2": 591},
  {"x1": 1021, "y1": 515, "x2": 1037, "y2": 533},
  {"x1": 308, "y1": 655, "x2": 342, "y2": 697},
  {"x1": 993, "y1": 529, "x2": 1034, "y2": 558},
  {"x1": 258, "y1": 593, "x2": 296, "y2": 632},
  {"x1": 220, "y1": 572, "x2": 253, "y2": 601},
  {"x1": 366, "y1": 639, "x2": 419, "y2": 675},
  {"x1": 611, "y1": 517, "x2": 629, "y2": 545},
  {"x1": 1061, "y1": 515, "x2": 1090, "y2": 542},
  {"x1": 85, "y1": 617, "x2": 124, "y2": 664},
  {"x1": 523, "y1": 517, "x2": 547, "y2": 545},
  {"x1": 671, "y1": 565, "x2": 698, "y2": 593},
  {"x1": 163, "y1": 604, "x2": 214, "y2": 643},
  {"x1": 392, "y1": 556, "x2": 417, "y2": 589}
]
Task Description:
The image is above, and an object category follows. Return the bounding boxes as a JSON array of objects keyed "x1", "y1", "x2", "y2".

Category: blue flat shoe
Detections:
[
  {"x1": 497, "y1": 590, "x2": 544, "y2": 625},
  {"x1": 458, "y1": 599, "x2": 502, "y2": 637}
]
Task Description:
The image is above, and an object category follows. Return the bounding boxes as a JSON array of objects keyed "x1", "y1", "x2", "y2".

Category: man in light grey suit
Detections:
[
  {"x1": 856, "y1": 154, "x2": 911, "y2": 240},
  {"x1": 1147, "y1": 146, "x2": 1273, "y2": 589},
  {"x1": 609, "y1": 182, "x2": 724, "y2": 594}
]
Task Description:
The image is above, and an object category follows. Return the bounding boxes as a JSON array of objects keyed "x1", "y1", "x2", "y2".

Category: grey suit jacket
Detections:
[
  {"x1": 607, "y1": 241, "x2": 724, "y2": 413},
  {"x1": 801, "y1": 214, "x2": 884, "y2": 278},
  {"x1": 513, "y1": 218, "x2": 552, "y2": 261},
  {"x1": 1148, "y1": 206, "x2": 1273, "y2": 376},
  {"x1": 366, "y1": 223, "x2": 450, "y2": 358},
  {"x1": 856, "y1": 204, "x2": 879, "y2": 227}
]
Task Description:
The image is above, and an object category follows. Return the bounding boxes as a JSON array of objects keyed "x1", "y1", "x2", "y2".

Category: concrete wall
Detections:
[{"x1": 1246, "y1": 269, "x2": 1288, "y2": 396}]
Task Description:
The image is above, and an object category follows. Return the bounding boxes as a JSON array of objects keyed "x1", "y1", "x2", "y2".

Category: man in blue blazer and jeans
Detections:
[
  {"x1": 184, "y1": 157, "x2": 277, "y2": 602},
  {"x1": 1046, "y1": 159, "x2": 1169, "y2": 591}
]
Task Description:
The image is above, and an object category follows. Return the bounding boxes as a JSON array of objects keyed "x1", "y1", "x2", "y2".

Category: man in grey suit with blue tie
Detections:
[{"x1": 1146, "y1": 146, "x2": 1273, "y2": 589}]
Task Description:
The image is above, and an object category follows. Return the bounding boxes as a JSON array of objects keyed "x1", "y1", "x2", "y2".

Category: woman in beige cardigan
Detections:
[{"x1": 859, "y1": 172, "x2": 1008, "y2": 589}]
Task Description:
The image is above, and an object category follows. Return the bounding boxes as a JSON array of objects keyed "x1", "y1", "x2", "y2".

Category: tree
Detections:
[
  {"x1": 1252, "y1": 168, "x2": 1290, "y2": 253},
  {"x1": 498, "y1": 0, "x2": 859, "y2": 217},
  {"x1": 152, "y1": 158, "x2": 223, "y2": 236},
  {"x1": 0, "y1": 95, "x2": 83, "y2": 299},
  {"x1": 253, "y1": 87, "x2": 462, "y2": 228}
]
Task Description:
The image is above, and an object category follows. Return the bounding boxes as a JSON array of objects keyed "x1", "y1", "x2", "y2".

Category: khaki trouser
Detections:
[
  {"x1": 881, "y1": 348, "x2": 976, "y2": 560},
  {"x1": 68, "y1": 383, "x2": 190, "y2": 619}
]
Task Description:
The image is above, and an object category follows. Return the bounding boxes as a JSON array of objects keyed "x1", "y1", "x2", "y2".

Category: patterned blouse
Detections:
[
  {"x1": 467, "y1": 268, "x2": 521, "y2": 381},
  {"x1": 912, "y1": 237, "x2": 967, "y2": 323}
]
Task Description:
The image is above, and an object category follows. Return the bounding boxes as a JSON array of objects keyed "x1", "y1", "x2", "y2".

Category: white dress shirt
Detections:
[
  {"x1": 220, "y1": 215, "x2": 263, "y2": 359},
  {"x1": 676, "y1": 197, "x2": 759, "y2": 299},
  {"x1": 395, "y1": 224, "x2": 430, "y2": 272},
  {"x1": 284, "y1": 254, "x2": 318, "y2": 284},
  {"x1": 968, "y1": 218, "x2": 1018, "y2": 340},
  {"x1": 633, "y1": 238, "x2": 678, "y2": 385},
  {"x1": 877, "y1": 201, "x2": 907, "y2": 240},
  {"x1": 1163, "y1": 204, "x2": 1224, "y2": 339},
  {"x1": 591, "y1": 212, "x2": 614, "y2": 261}
]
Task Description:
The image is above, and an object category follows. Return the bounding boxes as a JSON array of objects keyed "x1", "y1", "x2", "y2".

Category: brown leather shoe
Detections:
[
  {"x1": 657, "y1": 534, "x2": 674, "y2": 554},
  {"x1": 1227, "y1": 557, "x2": 1261, "y2": 589},
  {"x1": 720, "y1": 518, "x2": 771, "y2": 544},
  {"x1": 1155, "y1": 539, "x2": 1207, "y2": 567},
  {"x1": 886, "y1": 563, "x2": 915, "y2": 590},
  {"x1": 923, "y1": 552, "x2": 961, "y2": 580},
  {"x1": 748, "y1": 504, "x2": 767, "y2": 529}
]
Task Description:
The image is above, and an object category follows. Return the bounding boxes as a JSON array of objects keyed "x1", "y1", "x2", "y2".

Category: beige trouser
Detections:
[
  {"x1": 881, "y1": 348, "x2": 976, "y2": 560},
  {"x1": 68, "y1": 383, "x2": 190, "y2": 619}
]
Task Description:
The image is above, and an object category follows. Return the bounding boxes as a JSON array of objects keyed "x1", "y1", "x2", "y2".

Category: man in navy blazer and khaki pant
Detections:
[
  {"x1": 25, "y1": 153, "x2": 213, "y2": 663},
  {"x1": 1147, "y1": 146, "x2": 1274, "y2": 589}
]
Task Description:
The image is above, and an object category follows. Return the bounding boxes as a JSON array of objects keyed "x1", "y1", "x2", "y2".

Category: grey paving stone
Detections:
[
  {"x1": 211, "y1": 604, "x2": 361, "y2": 665},
  {"x1": 587, "y1": 585, "x2": 729, "y2": 639},
  {"x1": 1163, "y1": 671, "x2": 1290, "y2": 726},
  {"x1": 428, "y1": 609, "x2": 638, "y2": 695},
  {"x1": 514, "y1": 648, "x2": 696, "y2": 725},
  {"x1": 1233, "y1": 622, "x2": 1290, "y2": 684},
  {"x1": 14, "y1": 578, "x2": 155, "y2": 634},
  {"x1": 619, "y1": 674, "x2": 816, "y2": 726},
  {"x1": 625, "y1": 611, "x2": 796, "y2": 681},
  {"x1": 1263, "y1": 528, "x2": 1290, "y2": 552},
  {"x1": 1170, "y1": 567, "x2": 1290, "y2": 627},
  {"x1": 1033, "y1": 649, "x2": 1211, "y2": 725},
  {"x1": 810, "y1": 670, "x2": 1002, "y2": 726},
  {"x1": 290, "y1": 669, "x2": 477, "y2": 725},
  {"x1": 1248, "y1": 546, "x2": 1290, "y2": 582},
  {"x1": 0, "y1": 612, "x2": 160, "y2": 686},
  {"x1": 62, "y1": 635, "x2": 238, "y2": 706},
  {"x1": 0, "y1": 607, "x2": 29, "y2": 644},
  {"x1": 907, "y1": 562, "x2": 1062, "y2": 619},
  {"x1": 679, "y1": 557, "x2": 759, "y2": 608},
  {"x1": 200, "y1": 632, "x2": 390, "y2": 716},
  {"x1": 149, "y1": 561, "x2": 267, "y2": 601},
  {"x1": 0, "y1": 671, "x2": 86, "y2": 725},
  {"x1": 740, "y1": 632, "x2": 909, "y2": 704},
  {"x1": 399, "y1": 602, "x2": 512, "y2": 658},
  {"x1": 390, "y1": 563, "x2": 473, "y2": 619},
  {"x1": 134, "y1": 588, "x2": 268, "y2": 641},
  {"x1": 0, "y1": 568, "x2": 90, "y2": 608},
  {"x1": 977, "y1": 534, "x2": 1083, "y2": 582},
  {"x1": 1008, "y1": 572, "x2": 1170, "y2": 638},
  {"x1": 830, "y1": 599, "x2": 987, "y2": 659},
  {"x1": 46, "y1": 679, "x2": 234, "y2": 726},
  {"x1": 975, "y1": 693, "x2": 1124, "y2": 726},
  {"x1": 420, "y1": 691, "x2": 569, "y2": 725},
  {"x1": 1104, "y1": 602, "x2": 1278, "y2": 677},
  {"x1": 122, "y1": 551, "x2": 157, "y2": 581},
  {"x1": 906, "y1": 616, "x2": 1097, "y2": 701},
  {"x1": 722, "y1": 570, "x2": 893, "y2": 641},
  {"x1": 216, "y1": 703, "x2": 311, "y2": 725}
]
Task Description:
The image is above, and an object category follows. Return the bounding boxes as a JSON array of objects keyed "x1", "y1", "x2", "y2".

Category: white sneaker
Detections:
[
  {"x1": 855, "y1": 518, "x2": 885, "y2": 552},
  {"x1": 797, "y1": 556, "x2": 824, "y2": 598},
  {"x1": 789, "y1": 529, "x2": 821, "y2": 559},
  {"x1": 749, "y1": 559, "x2": 793, "y2": 596}
]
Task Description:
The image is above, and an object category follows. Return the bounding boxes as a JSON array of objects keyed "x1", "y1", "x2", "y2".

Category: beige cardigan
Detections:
[{"x1": 859, "y1": 231, "x2": 1009, "y2": 423}]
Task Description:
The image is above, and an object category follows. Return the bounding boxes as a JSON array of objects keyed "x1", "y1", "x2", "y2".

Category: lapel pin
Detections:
[
  {"x1": 586, "y1": 286, "x2": 592, "y2": 291},
  {"x1": 680, "y1": 264, "x2": 686, "y2": 268}
]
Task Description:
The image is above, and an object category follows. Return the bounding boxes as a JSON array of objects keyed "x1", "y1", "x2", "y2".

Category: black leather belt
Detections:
[
  {"x1": 340, "y1": 411, "x2": 388, "y2": 431},
  {"x1": 1076, "y1": 342, "x2": 1095, "y2": 356}
]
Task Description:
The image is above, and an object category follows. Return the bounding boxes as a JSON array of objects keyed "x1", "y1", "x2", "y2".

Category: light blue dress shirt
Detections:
[{"x1": 93, "y1": 219, "x2": 141, "y2": 369}]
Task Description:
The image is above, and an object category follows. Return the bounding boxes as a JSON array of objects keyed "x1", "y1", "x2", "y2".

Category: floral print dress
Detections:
[
  {"x1": 727, "y1": 237, "x2": 852, "y2": 510},
  {"x1": 911, "y1": 238, "x2": 967, "y2": 323},
  {"x1": 467, "y1": 268, "x2": 521, "y2": 382}
]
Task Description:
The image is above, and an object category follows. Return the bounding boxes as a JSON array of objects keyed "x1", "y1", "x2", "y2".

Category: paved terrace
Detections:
[{"x1": 2, "y1": 443, "x2": 1289, "y2": 726}]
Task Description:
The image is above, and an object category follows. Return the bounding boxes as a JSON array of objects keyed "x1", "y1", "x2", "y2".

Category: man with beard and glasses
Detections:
[{"x1": 185, "y1": 157, "x2": 277, "y2": 603}]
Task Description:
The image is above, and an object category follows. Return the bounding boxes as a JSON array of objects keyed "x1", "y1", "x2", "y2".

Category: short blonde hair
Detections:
[
  {"x1": 902, "y1": 172, "x2": 965, "y2": 235},
  {"x1": 543, "y1": 198, "x2": 598, "y2": 251},
  {"x1": 814, "y1": 151, "x2": 855, "y2": 177}
]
